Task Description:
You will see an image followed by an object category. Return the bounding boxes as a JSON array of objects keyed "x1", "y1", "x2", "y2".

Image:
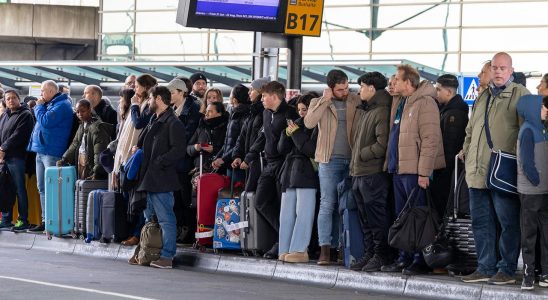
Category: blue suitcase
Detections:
[
  {"x1": 338, "y1": 177, "x2": 364, "y2": 268},
  {"x1": 45, "y1": 166, "x2": 77, "y2": 239},
  {"x1": 213, "y1": 198, "x2": 245, "y2": 251},
  {"x1": 85, "y1": 189, "x2": 106, "y2": 243}
]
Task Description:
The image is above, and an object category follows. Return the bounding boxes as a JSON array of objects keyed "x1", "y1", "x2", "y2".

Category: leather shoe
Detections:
[
  {"x1": 263, "y1": 242, "x2": 279, "y2": 259},
  {"x1": 402, "y1": 262, "x2": 431, "y2": 276},
  {"x1": 380, "y1": 260, "x2": 410, "y2": 272},
  {"x1": 121, "y1": 236, "x2": 139, "y2": 246}
]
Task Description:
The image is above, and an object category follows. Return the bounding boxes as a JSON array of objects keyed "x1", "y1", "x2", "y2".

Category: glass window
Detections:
[
  {"x1": 101, "y1": 12, "x2": 135, "y2": 33},
  {"x1": 373, "y1": 54, "x2": 460, "y2": 74},
  {"x1": 135, "y1": 33, "x2": 208, "y2": 55},
  {"x1": 462, "y1": 2, "x2": 548, "y2": 27},
  {"x1": 461, "y1": 28, "x2": 548, "y2": 52},
  {"x1": 372, "y1": 29, "x2": 459, "y2": 52},
  {"x1": 136, "y1": 0, "x2": 177, "y2": 10},
  {"x1": 102, "y1": 0, "x2": 134, "y2": 11},
  {"x1": 209, "y1": 32, "x2": 254, "y2": 57},
  {"x1": 323, "y1": 6, "x2": 370, "y2": 29},
  {"x1": 376, "y1": 3, "x2": 460, "y2": 28},
  {"x1": 136, "y1": 11, "x2": 178, "y2": 32}
]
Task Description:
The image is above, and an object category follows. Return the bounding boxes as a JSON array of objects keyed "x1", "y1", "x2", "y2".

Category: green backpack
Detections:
[{"x1": 134, "y1": 217, "x2": 163, "y2": 266}]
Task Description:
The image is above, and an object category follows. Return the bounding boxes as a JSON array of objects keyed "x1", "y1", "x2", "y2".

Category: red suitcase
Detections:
[{"x1": 194, "y1": 153, "x2": 229, "y2": 249}]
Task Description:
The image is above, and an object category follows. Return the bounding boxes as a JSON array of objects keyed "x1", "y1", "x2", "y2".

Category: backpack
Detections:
[{"x1": 133, "y1": 217, "x2": 163, "y2": 266}]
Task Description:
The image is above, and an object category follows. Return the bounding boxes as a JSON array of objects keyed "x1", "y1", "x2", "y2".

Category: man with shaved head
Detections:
[
  {"x1": 27, "y1": 80, "x2": 74, "y2": 232},
  {"x1": 460, "y1": 52, "x2": 530, "y2": 284},
  {"x1": 83, "y1": 85, "x2": 118, "y2": 128}
]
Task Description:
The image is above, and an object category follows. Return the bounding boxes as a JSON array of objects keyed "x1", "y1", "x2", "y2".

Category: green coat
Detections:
[
  {"x1": 60, "y1": 118, "x2": 111, "y2": 180},
  {"x1": 462, "y1": 82, "x2": 529, "y2": 189}
]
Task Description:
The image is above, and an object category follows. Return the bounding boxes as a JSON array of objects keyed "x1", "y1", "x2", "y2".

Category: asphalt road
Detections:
[{"x1": 0, "y1": 247, "x2": 414, "y2": 300}]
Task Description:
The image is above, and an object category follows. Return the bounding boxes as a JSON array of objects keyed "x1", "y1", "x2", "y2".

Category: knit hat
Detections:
[
  {"x1": 250, "y1": 76, "x2": 271, "y2": 91},
  {"x1": 166, "y1": 79, "x2": 188, "y2": 93},
  {"x1": 232, "y1": 84, "x2": 250, "y2": 104},
  {"x1": 190, "y1": 72, "x2": 207, "y2": 84}
]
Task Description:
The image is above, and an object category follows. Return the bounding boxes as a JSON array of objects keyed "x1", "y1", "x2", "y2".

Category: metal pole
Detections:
[{"x1": 286, "y1": 36, "x2": 302, "y2": 90}]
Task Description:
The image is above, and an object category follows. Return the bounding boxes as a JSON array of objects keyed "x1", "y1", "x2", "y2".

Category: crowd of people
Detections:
[{"x1": 0, "y1": 51, "x2": 547, "y2": 290}]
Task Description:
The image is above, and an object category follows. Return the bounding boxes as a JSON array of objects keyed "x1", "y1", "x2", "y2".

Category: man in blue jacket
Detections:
[
  {"x1": 27, "y1": 80, "x2": 74, "y2": 232},
  {"x1": 0, "y1": 90, "x2": 35, "y2": 232}
]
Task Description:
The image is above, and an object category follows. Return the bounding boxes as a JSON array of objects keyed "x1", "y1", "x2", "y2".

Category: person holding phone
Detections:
[{"x1": 304, "y1": 70, "x2": 361, "y2": 265}]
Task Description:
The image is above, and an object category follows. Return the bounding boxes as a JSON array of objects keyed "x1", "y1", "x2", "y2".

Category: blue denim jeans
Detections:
[
  {"x1": 1, "y1": 158, "x2": 29, "y2": 224},
  {"x1": 143, "y1": 192, "x2": 177, "y2": 259},
  {"x1": 317, "y1": 158, "x2": 349, "y2": 247},
  {"x1": 35, "y1": 153, "x2": 61, "y2": 222},
  {"x1": 279, "y1": 188, "x2": 316, "y2": 254},
  {"x1": 469, "y1": 188, "x2": 520, "y2": 276}
]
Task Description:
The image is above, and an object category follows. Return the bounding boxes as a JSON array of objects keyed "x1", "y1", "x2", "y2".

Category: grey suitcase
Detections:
[
  {"x1": 74, "y1": 180, "x2": 108, "y2": 238},
  {"x1": 239, "y1": 191, "x2": 277, "y2": 256}
]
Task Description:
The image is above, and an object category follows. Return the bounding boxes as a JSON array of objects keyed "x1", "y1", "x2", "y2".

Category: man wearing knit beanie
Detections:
[{"x1": 190, "y1": 72, "x2": 208, "y2": 101}]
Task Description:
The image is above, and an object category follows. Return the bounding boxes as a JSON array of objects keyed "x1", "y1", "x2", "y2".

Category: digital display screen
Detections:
[{"x1": 195, "y1": 0, "x2": 280, "y2": 21}]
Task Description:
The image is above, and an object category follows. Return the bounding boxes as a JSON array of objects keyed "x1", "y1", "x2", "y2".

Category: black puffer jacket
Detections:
[
  {"x1": 216, "y1": 103, "x2": 250, "y2": 165},
  {"x1": 277, "y1": 117, "x2": 319, "y2": 191},
  {"x1": 232, "y1": 100, "x2": 264, "y2": 164},
  {"x1": 249, "y1": 100, "x2": 293, "y2": 162},
  {"x1": 186, "y1": 114, "x2": 228, "y2": 173},
  {"x1": 439, "y1": 94, "x2": 469, "y2": 168}
]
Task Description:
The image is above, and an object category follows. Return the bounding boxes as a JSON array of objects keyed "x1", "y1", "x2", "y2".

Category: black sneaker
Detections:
[
  {"x1": 350, "y1": 252, "x2": 373, "y2": 271},
  {"x1": 488, "y1": 271, "x2": 516, "y2": 285},
  {"x1": 539, "y1": 274, "x2": 548, "y2": 288},
  {"x1": 362, "y1": 254, "x2": 388, "y2": 272},
  {"x1": 27, "y1": 223, "x2": 45, "y2": 233},
  {"x1": 461, "y1": 270, "x2": 491, "y2": 283},
  {"x1": 521, "y1": 276, "x2": 535, "y2": 291},
  {"x1": 0, "y1": 222, "x2": 13, "y2": 231},
  {"x1": 381, "y1": 260, "x2": 410, "y2": 273},
  {"x1": 263, "y1": 242, "x2": 279, "y2": 259},
  {"x1": 11, "y1": 220, "x2": 30, "y2": 232},
  {"x1": 402, "y1": 261, "x2": 431, "y2": 276}
]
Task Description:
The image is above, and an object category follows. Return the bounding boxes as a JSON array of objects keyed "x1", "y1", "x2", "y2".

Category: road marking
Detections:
[{"x1": 0, "y1": 275, "x2": 158, "y2": 300}]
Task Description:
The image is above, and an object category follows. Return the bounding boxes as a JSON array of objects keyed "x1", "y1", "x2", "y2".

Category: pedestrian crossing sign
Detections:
[{"x1": 459, "y1": 76, "x2": 479, "y2": 106}]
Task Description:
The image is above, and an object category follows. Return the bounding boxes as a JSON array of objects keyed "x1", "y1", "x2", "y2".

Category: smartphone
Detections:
[
  {"x1": 286, "y1": 119, "x2": 294, "y2": 125},
  {"x1": 200, "y1": 142, "x2": 211, "y2": 147}
]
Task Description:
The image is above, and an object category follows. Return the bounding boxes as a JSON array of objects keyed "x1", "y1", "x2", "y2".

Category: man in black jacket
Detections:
[
  {"x1": 83, "y1": 85, "x2": 118, "y2": 137},
  {"x1": 131, "y1": 86, "x2": 186, "y2": 269},
  {"x1": 0, "y1": 90, "x2": 35, "y2": 232},
  {"x1": 432, "y1": 74, "x2": 469, "y2": 218},
  {"x1": 247, "y1": 81, "x2": 292, "y2": 259}
]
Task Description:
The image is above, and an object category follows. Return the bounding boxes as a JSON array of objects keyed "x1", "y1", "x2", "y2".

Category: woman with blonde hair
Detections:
[{"x1": 200, "y1": 87, "x2": 223, "y2": 114}]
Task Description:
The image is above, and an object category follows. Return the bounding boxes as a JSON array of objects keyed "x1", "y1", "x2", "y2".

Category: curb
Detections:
[{"x1": 2, "y1": 231, "x2": 548, "y2": 300}]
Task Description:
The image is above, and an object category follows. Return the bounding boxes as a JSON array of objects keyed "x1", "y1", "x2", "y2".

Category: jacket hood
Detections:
[
  {"x1": 408, "y1": 80, "x2": 436, "y2": 104},
  {"x1": 517, "y1": 95, "x2": 544, "y2": 130},
  {"x1": 440, "y1": 94, "x2": 469, "y2": 114}
]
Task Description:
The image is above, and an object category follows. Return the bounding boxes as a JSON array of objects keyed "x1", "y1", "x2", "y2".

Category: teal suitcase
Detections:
[{"x1": 45, "y1": 166, "x2": 77, "y2": 239}]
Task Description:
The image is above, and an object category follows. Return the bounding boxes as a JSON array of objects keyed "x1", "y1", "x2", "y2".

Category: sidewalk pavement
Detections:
[{"x1": 1, "y1": 230, "x2": 547, "y2": 300}]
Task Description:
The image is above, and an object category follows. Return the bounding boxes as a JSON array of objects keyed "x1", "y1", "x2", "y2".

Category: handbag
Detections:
[
  {"x1": 388, "y1": 187, "x2": 439, "y2": 253},
  {"x1": 483, "y1": 94, "x2": 518, "y2": 196},
  {"x1": 0, "y1": 164, "x2": 15, "y2": 212},
  {"x1": 422, "y1": 220, "x2": 454, "y2": 269}
]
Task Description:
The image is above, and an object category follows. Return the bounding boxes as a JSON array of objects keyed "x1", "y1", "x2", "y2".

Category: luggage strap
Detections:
[
  {"x1": 222, "y1": 221, "x2": 248, "y2": 232},
  {"x1": 57, "y1": 168, "x2": 63, "y2": 236},
  {"x1": 195, "y1": 230, "x2": 214, "y2": 238}
]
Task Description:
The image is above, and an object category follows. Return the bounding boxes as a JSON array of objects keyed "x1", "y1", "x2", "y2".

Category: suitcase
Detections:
[
  {"x1": 445, "y1": 155, "x2": 477, "y2": 275},
  {"x1": 74, "y1": 180, "x2": 108, "y2": 238},
  {"x1": 44, "y1": 166, "x2": 77, "y2": 239},
  {"x1": 86, "y1": 189, "x2": 106, "y2": 243},
  {"x1": 194, "y1": 152, "x2": 229, "y2": 248},
  {"x1": 338, "y1": 177, "x2": 364, "y2": 268},
  {"x1": 213, "y1": 197, "x2": 244, "y2": 250},
  {"x1": 100, "y1": 191, "x2": 129, "y2": 243},
  {"x1": 240, "y1": 191, "x2": 277, "y2": 256}
]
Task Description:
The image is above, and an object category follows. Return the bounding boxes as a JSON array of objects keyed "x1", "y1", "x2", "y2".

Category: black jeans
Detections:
[
  {"x1": 352, "y1": 172, "x2": 391, "y2": 256},
  {"x1": 520, "y1": 193, "x2": 548, "y2": 276},
  {"x1": 255, "y1": 159, "x2": 283, "y2": 234},
  {"x1": 431, "y1": 167, "x2": 452, "y2": 221}
]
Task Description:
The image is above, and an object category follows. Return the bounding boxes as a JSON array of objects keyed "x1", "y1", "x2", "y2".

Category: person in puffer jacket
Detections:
[
  {"x1": 212, "y1": 84, "x2": 250, "y2": 183},
  {"x1": 277, "y1": 94, "x2": 318, "y2": 263},
  {"x1": 516, "y1": 95, "x2": 548, "y2": 290}
]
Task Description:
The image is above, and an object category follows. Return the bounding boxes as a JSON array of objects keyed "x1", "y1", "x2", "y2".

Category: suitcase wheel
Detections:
[
  {"x1": 252, "y1": 250, "x2": 259, "y2": 257},
  {"x1": 242, "y1": 250, "x2": 250, "y2": 257},
  {"x1": 46, "y1": 233, "x2": 52, "y2": 240},
  {"x1": 214, "y1": 249, "x2": 220, "y2": 255},
  {"x1": 199, "y1": 246, "x2": 206, "y2": 253}
]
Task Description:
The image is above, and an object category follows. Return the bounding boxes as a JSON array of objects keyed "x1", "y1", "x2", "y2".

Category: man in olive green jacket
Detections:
[
  {"x1": 461, "y1": 52, "x2": 530, "y2": 285},
  {"x1": 57, "y1": 99, "x2": 111, "y2": 180}
]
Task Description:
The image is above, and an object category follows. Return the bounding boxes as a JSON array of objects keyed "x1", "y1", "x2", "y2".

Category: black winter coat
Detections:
[
  {"x1": 249, "y1": 100, "x2": 295, "y2": 162},
  {"x1": 439, "y1": 94, "x2": 469, "y2": 168},
  {"x1": 186, "y1": 114, "x2": 228, "y2": 173},
  {"x1": 277, "y1": 118, "x2": 319, "y2": 191},
  {"x1": 136, "y1": 108, "x2": 187, "y2": 193},
  {"x1": 0, "y1": 104, "x2": 34, "y2": 160},
  {"x1": 233, "y1": 100, "x2": 264, "y2": 164},
  {"x1": 216, "y1": 103, "x2": 250, "y2": 165},
  {"x1": 94, "y1": 99, "x2": 118, "y2": 138}
]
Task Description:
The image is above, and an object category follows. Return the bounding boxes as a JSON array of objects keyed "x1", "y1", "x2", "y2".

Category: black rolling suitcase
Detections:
[
  {"x1": 74, "y1": 180, "x2": 108, "y2": 238},
  {"x1": 100, "y1": 191, "x2": 129, "y2": 243},
  {"x1": 445, "y1": 155, "x2": 477, "y2": 275}
]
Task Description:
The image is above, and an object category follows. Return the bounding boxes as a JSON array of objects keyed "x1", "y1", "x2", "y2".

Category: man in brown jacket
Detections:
[
  {"x1": 381, "y1": 64, "x2": 445, "y2": 275},
  {"x1": 304, "y1": 69, "x2": 360, "y2": 265}
]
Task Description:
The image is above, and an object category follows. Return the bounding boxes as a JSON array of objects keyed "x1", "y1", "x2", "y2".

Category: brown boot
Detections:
[{"x1": 317, "y1": 246, "x2": 331, "y2": 265}]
